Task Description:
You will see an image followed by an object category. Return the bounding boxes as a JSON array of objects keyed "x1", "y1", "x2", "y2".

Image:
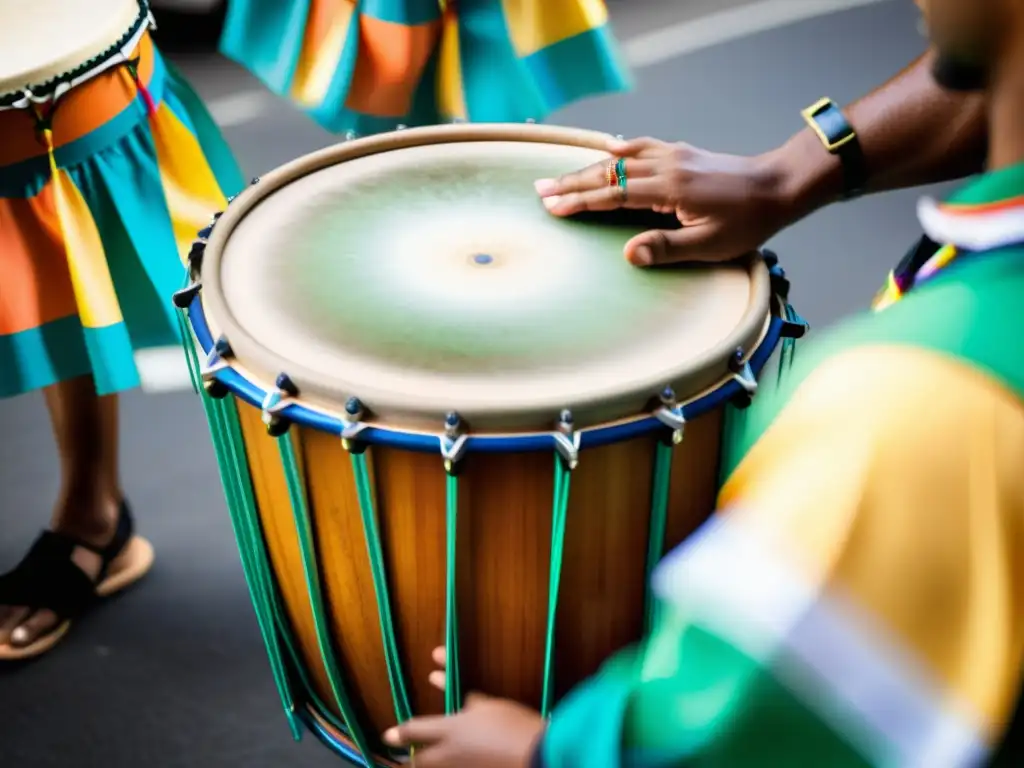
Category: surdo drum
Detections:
[{"x1": 176, "y1": 124, "x2": 801, "y2": 764}]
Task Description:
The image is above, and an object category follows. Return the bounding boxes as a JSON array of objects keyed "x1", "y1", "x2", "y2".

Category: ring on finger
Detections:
[
  {"x1": 615, "y1": 157, "x2": 627, "y2": 200},
  {"x1": 605, "y1": 158, "x2": 617, "y2": 188}
]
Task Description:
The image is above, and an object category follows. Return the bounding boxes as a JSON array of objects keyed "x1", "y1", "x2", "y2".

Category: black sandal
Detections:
[{"x1": 0, "y1": 501, "x2": 154, "y2": 660}]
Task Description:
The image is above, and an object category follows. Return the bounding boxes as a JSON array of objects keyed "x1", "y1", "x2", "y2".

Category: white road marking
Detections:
[
  {"x1": 136, "y1": 347, "x2": 194, "y2": 394},
  {"x1": 206, "y1": 89, "x2": 271, "y2": 127},
  {"x1": 622, "y1": 0, "x2": 895, "y2": 68}
]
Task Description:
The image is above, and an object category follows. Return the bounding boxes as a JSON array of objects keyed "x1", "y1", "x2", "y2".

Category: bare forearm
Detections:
[{"x1": 767, "y1": 50, "x2": 987, "y2": 221}]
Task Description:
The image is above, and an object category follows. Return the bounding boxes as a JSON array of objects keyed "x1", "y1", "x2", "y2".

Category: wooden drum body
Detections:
[{"x1": 178, "y1": 124, "x2": 798, "y2": 765}]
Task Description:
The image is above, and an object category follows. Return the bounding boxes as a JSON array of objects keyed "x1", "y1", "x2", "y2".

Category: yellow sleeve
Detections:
[{"x1": 717, "y1": 344, "x2": 1024, "y2": 751}]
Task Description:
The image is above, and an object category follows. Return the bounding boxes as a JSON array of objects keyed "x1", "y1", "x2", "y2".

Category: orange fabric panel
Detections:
[
  {"x1": 0, "y1": 33, "x2": 156, "y2": 168},
  {"x1": 0, "y1": 186, "x2": 78, "y2": 335},
  {"x1": 344, "y1": 15, "x2": 442, "y2": 117}
]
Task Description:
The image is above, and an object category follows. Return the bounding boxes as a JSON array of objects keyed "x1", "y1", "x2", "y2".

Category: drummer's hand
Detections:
[
  {"x1": 534, "y1": 136, "x2": 793, "y2": 266},
  {"x1": 382, "y1": 647, "x2": 545, "y2": 767}
]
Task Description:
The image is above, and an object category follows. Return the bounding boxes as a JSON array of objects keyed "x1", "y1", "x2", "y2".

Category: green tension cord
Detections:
[
  {"x1": 278, "y1": 431, "x2": 374, "y2": 760},
  {"x1": 540, "y1": 455, "x2": 573, "y2": 718},
  {"x1": 444, "y1": 472, "x2": 462, "y2": 714},
  {"x1": 348, "y1": 451, "x2": 413, "y2": 724},
  {"x1": 176, "y1": 300, "x2": 301, "y2": 738},
  {"x1": 643, "y1": 441, "x2": 675, "y2": 634}
]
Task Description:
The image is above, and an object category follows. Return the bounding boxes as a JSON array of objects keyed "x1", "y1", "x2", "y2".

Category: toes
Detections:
[
  {"x1": 0, "y1": 606, "x2": 30, "y2": 645},
  {"x1": 9, "y1": 609, "x2": 60, "y2": 648}
]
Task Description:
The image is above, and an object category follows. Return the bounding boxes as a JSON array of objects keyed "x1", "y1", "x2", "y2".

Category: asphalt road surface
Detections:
[{"x1": 1, "y1": 1, "x2": 943, "y2": 765}]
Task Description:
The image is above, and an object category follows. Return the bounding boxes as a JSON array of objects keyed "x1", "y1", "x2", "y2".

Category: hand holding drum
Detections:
[{"x1": 534, "y1": 136, "x2": 797, "y2": 267}]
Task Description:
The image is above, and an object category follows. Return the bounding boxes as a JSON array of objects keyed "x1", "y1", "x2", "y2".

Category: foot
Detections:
[{"x1": 0, "y1": 501, "x2": 154, "y2": 658}]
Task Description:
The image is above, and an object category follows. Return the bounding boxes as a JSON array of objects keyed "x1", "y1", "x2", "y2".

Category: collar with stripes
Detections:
[{"x1": 874, "y1": 162, "x2": 1024, "y2": 311}]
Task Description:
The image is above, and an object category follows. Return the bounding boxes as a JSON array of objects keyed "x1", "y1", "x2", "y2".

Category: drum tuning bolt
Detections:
[
  {"x1": 553, "y1": 410, "x2": 581, "y2": 470},
  {"x1": 172, "y1": 282, "x2": 201, "y2": 310},
  {"x1": 262, "y1": 373, "x2": 299, "y2": 437},
  {"x1": 440, "y1": 411, "x2": 469, "y2": 475},
  {"x1": 341, "y1": 397, "x2": 370, "y2": 453},
  {"x1": 187, "y1": 240, "x2": 206, "y2": 278},
  {"x1": 655, "y1": 386, "x2": 686, "y2": 445},
  {"x1": 728, "y1": 348, "x2": 758, "y2": 409},
  {"x1": 199, "y1": 336, "x2": 234, "y2": 399}
]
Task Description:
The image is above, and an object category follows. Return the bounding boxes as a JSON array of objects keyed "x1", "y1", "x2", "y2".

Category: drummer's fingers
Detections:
[
  {"x1": 383, "y1": 716, "x2": 450, "y2": 747},
  {"x1": 606, "y1": 135, "x2": 666, "y2": 157},
  {"x1": 432, "y1": 646, "x2": 447, "y2": 668},
  {"x1": 625, "y1": 222, "x2": 727, "y2": 266},
  {"x1": 429, "y1": 670, "x2": 446, "y2": 691},
  {"x1": 534, "y1": 158, "x2": 653, "y2": 198},
  {"x1": 542, "y1": 178, "x2": 669, "y2": 216}
]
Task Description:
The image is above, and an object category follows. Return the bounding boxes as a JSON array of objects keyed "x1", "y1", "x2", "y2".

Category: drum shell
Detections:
[{"x1": 231, "y1": 397, "x2": 724, "y2": 756}]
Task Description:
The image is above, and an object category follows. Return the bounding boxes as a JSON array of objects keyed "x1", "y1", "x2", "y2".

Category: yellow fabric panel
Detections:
[
  {"x1": 719, "y1": 345, "x2": 1024, "y2": 740},
  {"x1": 500, "y1": 0, "x2": 609, "y2": 57},
  {"x1": 436, "y1": 8, "x2": 466, "y2": 120},
  {"x1": 47, "y1": 156, "x2": 122, "y2": 329},
  {"x1": 148, "y1": 101, "x2": 229, "y2": 261}
]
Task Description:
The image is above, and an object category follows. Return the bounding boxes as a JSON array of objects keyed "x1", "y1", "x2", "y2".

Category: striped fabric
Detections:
[
  {"x1": 536, "y1": 164, "x2": 1024, "y2": 767},
  {"x1": 219, "y1": 0, "x2": 631, "y2": 134},
  {"x1": 0, "y1": 33, "x2": 244, "y2": 398}
]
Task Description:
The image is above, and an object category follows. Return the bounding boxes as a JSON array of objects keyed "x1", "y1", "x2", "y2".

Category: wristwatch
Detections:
[{"x1": 801, "y1": 97, "x2": 868, "y2": 199}]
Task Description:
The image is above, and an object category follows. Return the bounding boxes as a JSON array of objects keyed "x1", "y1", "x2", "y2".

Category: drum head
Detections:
[
  {"x1": 0, "y1": 0, "x2": 141, "y2": 95},
  {"x1": 201, "y1": 124, "x2": 770, "y2": 432}
]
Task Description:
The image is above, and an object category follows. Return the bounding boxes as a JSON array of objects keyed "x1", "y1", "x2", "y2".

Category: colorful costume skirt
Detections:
[
  {"x1": 0, "y1": 33, "x2": 244, "y2": 398},
  {"x1": 220, "y1": 0, "x2": 631, "y2": 134}
]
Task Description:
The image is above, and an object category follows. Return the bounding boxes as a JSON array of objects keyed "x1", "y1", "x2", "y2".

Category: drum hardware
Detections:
[
  {"x1": 728, "y1": 347, "x2": 758, "y2": 409},
  {"x1": 551, "y1": 409, "x2": 581, "y2": 471},
  {"x1": 187, "y1": 241, "x2": 207, "y2": 278},
  {"x1": 780, "y1": 314, "x2": 809, "y2": 340},
  {"x1": 341, "y1": 398, "x2": 372, "y2": 454},
  {"x1": 654, "y1": 386, "x2": 686, "y2": 446},
  {"x1": 172, "y1": 281, "x2": 202, "y2": 310},
  {"x1": 262, "y1": 374, "x2": 300, "y2": 436},
  {"x1": 199, "y1": 337, "x2": 233, "y2": 399},
  {"x1": 440, "y1": 412, "x2": 469, "y2": 475}
]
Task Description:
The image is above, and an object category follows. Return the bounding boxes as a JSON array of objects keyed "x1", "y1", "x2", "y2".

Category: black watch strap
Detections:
[{"x1": 801, "y1": 98, "x2": 869, "y2": 199}]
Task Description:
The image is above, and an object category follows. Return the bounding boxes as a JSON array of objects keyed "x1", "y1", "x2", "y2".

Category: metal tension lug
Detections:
[
  {"x1": 262, "y1": 373, "x2": 299, "y2": 437},
  {"x1": 440, "y1": 411, "x2": 469, "y2": 476},
  {"x1": 187, "y1": 240, "x2": 206, "y2": 279},
  {"x1": 780, "y1": 317, "x2": 808, "y2": 339},
  {"x1": 340, "y1": 397, "x2": 370, "y2": 454},
  {"x1": 199, "y1": 336, "x2": 233, "y2": 398},
  {"x1": 727, "y1": 348, "x2": 758, "y2": 409},
  {"x1": 553, "y1": 409, "x2": 581, "y2": 471},
  {"x1": 654, "y1": 387, "x2": 686, "y2": 446},
  {"x1": 172, "y1": 281, "x2": 202, "y2": 309}
]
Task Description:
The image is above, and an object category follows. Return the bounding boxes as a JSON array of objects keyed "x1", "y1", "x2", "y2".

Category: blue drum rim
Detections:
[{"x1": 185, "y1": 290, "x2": 786, "y2": 453}]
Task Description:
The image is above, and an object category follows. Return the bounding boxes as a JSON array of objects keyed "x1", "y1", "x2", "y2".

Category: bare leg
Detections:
[{"x1": 0, "y1": 375, "x2": 123, "y2": 647}]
